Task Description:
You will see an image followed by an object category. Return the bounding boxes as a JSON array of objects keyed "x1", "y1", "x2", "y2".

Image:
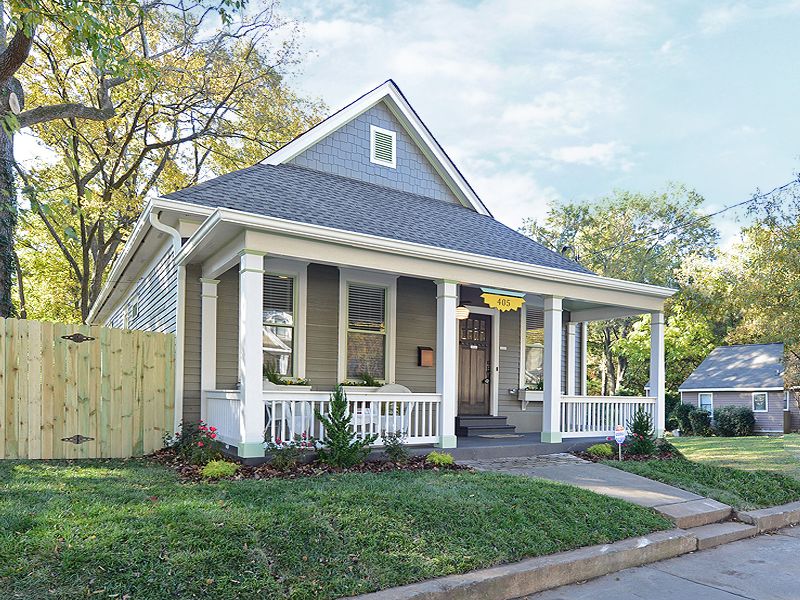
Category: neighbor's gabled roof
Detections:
[
  {"x1": 679, "y1": 343, "x2": 785, "y2": 391},
  {"x1": 164, "y1": 163, "x2": 593, "y2": 274}
]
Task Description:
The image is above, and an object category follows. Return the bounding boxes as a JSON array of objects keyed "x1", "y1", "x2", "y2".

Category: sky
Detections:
[{"x1": 278, "y1": 0, "x2": 800, "y2": 247}]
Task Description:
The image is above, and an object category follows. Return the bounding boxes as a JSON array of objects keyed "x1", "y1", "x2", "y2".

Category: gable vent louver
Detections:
[{"x1": 370, "y1": 125, "x2": 396, "y2": 168}]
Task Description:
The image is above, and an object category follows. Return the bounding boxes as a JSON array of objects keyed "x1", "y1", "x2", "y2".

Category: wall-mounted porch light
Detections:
[{"x1": 455, "y1": 305, "x2": 470, "y2": 320}]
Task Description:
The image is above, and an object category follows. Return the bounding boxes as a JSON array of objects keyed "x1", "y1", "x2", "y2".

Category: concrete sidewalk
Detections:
[
  {"x1": 523, "y1": 526, "x2": 800, "y2": 600},
  {"x1": 463, "y1": 454, "x2": 731, "y2": 527}
]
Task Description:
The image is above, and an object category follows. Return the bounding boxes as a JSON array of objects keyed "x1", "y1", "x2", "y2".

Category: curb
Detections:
[
  {"x1": 346, "y1": 529, "x2": 696, "y2": 600},
  {"x1": 735, "y1": 500, "x2": 800, "y2": 533}
]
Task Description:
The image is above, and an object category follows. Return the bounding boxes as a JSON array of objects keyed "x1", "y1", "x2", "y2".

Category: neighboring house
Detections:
[
  {"x1": 679, "y1": 343, "x2": 799, "y2": 433},
  {"x1": 88, "y1": 80, "x2": 674, "y2": 458}
]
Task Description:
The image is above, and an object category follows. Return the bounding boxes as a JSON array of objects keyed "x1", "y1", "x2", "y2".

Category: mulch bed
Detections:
[{"x1": 151, "y1": 449, "x2": 468, "y2": 483}]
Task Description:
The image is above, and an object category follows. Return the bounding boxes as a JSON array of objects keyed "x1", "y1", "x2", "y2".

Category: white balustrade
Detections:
[
  {"x1": 204, "y1": 390, "x2": 241, "y2": 445},
  {"x1": 560, "y1": 395, "x2": 656, "y2": 438}
]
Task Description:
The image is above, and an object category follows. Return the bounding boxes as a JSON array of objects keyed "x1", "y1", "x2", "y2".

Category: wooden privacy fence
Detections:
[{"x1": 0, "y1": 318, "x2": 175, "y2": 460}]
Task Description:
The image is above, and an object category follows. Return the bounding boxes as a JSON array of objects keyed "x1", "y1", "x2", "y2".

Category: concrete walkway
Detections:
[
  {"x1": 463, "y1": 454, "x2": 731, "y2": 527},
  {"x1": 522, "y1": 526, "x2": 800, "y2": 600}
]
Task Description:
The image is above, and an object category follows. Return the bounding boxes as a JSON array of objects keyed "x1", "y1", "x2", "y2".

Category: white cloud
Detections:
[
  {"x1": 550, "y1": 142, "x2": 633, "y2": 171},
  {"x1": 698, "y1": 4, "x2": 748, "y2": 34},
  {"x1": 469, "y1": 169, "x2": 560, "y2": 228}
]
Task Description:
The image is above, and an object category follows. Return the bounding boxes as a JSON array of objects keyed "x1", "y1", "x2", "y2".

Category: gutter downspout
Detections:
[{"x1": 149, "y1": 212, "x2": 185, "y2": 434}]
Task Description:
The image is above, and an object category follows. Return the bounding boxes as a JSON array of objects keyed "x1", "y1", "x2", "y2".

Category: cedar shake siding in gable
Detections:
[
  {"x1": 305, "y1": 263, "x2": 340, "y2": 390},
  {"x1": 395, "y1": 277, "x2": 437, "y2": 393},
  {"x1": 681, "y1": 390, "x2": 798, "y2": 433},
  {"x1": 289, "y1": 101, "x2": 460, "y2": 205}
]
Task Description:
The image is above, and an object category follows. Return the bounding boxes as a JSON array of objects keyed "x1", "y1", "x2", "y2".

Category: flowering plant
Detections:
[
  {"x1": 166, "y1": 420, "x2": 223, "y2": 465},
  {"x1": 264, "y1": 431, "x2": 317, "y2": 471}
]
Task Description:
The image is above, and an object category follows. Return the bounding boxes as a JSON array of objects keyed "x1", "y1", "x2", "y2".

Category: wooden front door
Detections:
[{"x1": 458, "y1": 314, "x2": 491, "y2": 415}]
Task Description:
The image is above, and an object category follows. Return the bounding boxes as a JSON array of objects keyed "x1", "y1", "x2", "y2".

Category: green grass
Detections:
[
  {"x1": 0, "y1": 460, "x2": 670, "y2": 600},
  {"x1": 671, "y1": 435, "x2": 800, "y2": 479},
  {"x1": 606, "y1": 457, "x2": 800, "y2": 510}
]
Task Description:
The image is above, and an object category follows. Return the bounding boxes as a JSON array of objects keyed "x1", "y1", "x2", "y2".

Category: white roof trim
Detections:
[
  {"x1": 679, "y1": 387, "x2": 784, "y2": 392},
  {"x1": 263, "y1": 79, "x2": 492, "y2": 217}
]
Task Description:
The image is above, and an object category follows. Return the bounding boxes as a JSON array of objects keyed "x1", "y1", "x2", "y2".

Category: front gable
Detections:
[{"x1": 289, "y1": 101, "x2": 460, "y2": 205}]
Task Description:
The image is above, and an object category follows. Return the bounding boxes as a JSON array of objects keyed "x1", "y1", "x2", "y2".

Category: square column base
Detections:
[
  {"x1": 237, "y1": 442, "x2": 266, "y2": 459},
  {"x1": 541, "y1": 431, "x2": 562, "y2": 444},
  {"x1": 436, "y1": 435, "x2": 458, "y2": 449}
]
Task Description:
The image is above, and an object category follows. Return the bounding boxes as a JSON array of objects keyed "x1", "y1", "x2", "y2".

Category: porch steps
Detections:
[{"x1": 456, "y1": 415, "x2": 517, "y2": 437}]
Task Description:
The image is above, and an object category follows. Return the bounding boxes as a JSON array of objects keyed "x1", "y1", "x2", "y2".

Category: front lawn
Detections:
[
  {"x1": 672, "y1": 435, "x2": 800, "y2": 479},
  {"x1": 0, "y1": 460, "x2": 670, "y2": 600},
  {"x1": 607, "y1": 458, "x2": 800, "y2": 510}
]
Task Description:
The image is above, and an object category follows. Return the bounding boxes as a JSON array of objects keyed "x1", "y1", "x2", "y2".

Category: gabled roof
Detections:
[
  {"x1": 263, "y1": 79, "x2": 492, "y2": 216},
  {"x1": 164, "y1": 164, "x2": 592, "y2": 274},
  {"x1": 679, "y1": 343, "x2": 785, "y2": 391}
]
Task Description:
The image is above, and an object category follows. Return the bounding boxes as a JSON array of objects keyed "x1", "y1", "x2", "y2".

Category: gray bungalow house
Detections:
[
  {"x1": 89, "y1": 80, "x2": 673, "y2": 458},
  {"x1": 679, "y1": 343, "x2": 799, "y2": 433}
]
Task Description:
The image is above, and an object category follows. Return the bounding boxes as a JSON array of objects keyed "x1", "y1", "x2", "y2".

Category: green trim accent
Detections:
[
  {"x1": 655, "y1": 429, "x2": 665, "y2": 438},
  {"x1": 237, "y1": 442, "x2": 266, "y2": 458},
  {"x1": 480, "y1": 287, "x2": 526, "y2": 298},
  {"x1": 436, "y1": 434, "x2": 458, "y2": 449},
  {"x1": 540, "y1": 431, "x2": 562, "y2": 444}
]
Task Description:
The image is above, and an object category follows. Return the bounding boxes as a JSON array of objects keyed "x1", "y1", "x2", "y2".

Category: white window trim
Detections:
[
  {"x1": 465, "y1": 305, "x2": 500, "y2": 416},
  {"x1": 752, "y1": 391, "x2": 769, "y2": 413},
  {"x1": 785, "y1": 390, "x2": 791, "y2": 412},
  {"x1": 698, "y1": 392, "x2": 713, "y2": 413},
  {"x1": 369, "y1": 124, "x2": 397, "y2": 168},
  {"x1": 337, "y1": 268, "x2": 397, "y2": 384},
  {"x1": 264, "y1": 258, "x2": 308, "y2": 380},
  {"x1": 124, "y1": 296, "x2": 139, "y2": 329}
]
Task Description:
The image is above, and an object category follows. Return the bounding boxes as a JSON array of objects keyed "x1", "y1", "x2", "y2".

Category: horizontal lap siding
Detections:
[
  {"x1": 497, "y1": 311, "x2": 539, "y2": 431},
  {"x1": 183, "y1": 266, "x2": 201, "y2": 422},
  {"x1": 306, "y1": 264, "x2": 339, "y2": 390},
  {"x1": 216, "y1": 268, "x2": 239, "y2": 389},
  {"x1": 682, "y1": 390, "x2": 792, "y2": 432},
  {"x1": 395, "y1": 277, "x2": 436, "y2": 393}
]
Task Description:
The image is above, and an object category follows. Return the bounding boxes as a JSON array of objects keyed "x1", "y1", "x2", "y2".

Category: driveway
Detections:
[{"x1": 521, "y1": 526, "x2": 800, "y2": 600}]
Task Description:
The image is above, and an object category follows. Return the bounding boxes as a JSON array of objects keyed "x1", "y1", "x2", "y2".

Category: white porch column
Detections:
[
  {"x1": 436, "y1": 280, "x2": 458, "y2": 448},
  {"x1": 650, "y1": 311, "x2": 666, "y2": 437},
  {"x1": 580, "y1": 322, "x2": 588, "y2": 396},
  {"x1": 238, "y1": 251, "x2": 266, "y2": 458},
  {"x1": 542, "y1": 296, "x2": 563, "y2": 443},
  {"x1": 566, "y1": 322, "x2": 577, "y2": 395},
  {"x1": 200, "y1": 278, "x2": 219, "y2": 422}
]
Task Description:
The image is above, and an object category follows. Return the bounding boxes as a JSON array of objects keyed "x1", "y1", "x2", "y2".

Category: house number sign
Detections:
[{"x1": 480, "y1": 289, "x2": 525, "y2": 312}]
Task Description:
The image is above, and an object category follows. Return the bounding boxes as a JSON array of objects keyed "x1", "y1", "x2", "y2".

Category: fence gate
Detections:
[{"x1": 0, "y1": 318, "x2": 175, "y2": 459}]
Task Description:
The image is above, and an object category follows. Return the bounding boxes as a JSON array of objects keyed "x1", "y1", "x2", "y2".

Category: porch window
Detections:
[
  {"x1": 263, "y1": 274, "x2": 295, "y2": 377},
  {"x1": 524, "y1": 308, "x2": 544, "y2": 389},
  {"x1": 752, "y1": 391, "x2": 768, "y2": 412},
  {"x1": 346, "y1": 283, "x2": 387, "y2": 380},
  {"x1": 698, "y1": 392, "x2": 713, "y2": 413}
]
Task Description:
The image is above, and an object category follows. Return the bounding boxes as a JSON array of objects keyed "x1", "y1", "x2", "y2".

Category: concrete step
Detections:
[
  {"x1": 456, "y1": 416, "x2": 510, "y2": 428},
  {"x1": 657, "y1": 498, "x2": 733, "y2": 529},
  {"x1": 458, "y1": 425, "x2": 518, "y2": 437},
  {"x1": 689, "y1": 521, "x2": 759, "y2": 550}
]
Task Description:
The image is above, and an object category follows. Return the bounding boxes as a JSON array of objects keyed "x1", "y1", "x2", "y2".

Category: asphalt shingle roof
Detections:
[
  {"x1": 165, "y1": 164, "x2": 592, "y2": 274},
  {"x1": 679, "y1": 343, "x2": 785, "y2": 390}
]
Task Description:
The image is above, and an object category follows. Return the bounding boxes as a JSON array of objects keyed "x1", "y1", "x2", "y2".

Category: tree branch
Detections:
[
  {"x1": 0, "y1": 26, "x2": 34, "y2": 87},
  {"x1": 16, "y1": 76, "x2": 127, "y2": 129}
]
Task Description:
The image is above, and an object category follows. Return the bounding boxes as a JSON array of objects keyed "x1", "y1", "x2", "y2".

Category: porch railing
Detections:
[
  {"x1": 560, "y1": 395, "x2": 656, "y2": 438},
  {"x1": 204, "y1": 390, "x2": 241, "y2": 445},
  {"x1": 265, "y1": 390, "x2": 441, "y2": 446}
]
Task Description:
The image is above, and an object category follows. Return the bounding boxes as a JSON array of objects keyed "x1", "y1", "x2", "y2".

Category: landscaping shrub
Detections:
[
  {"x1": 714, "y1": 406, "x2": 756, "y2": 437},
  {"x1": 382, "y1": 430, "x2": 409, "y2": 463},
  {"x1": 167, "y1": 420, "x2": 222, "y2": 465},
  {"x1": 665, "y1": 391, "x2": 681, "y2": 418},
  {"x1": 426, "y1": 451, "x2": 454, "y2": 467},
  {"x1": 674, "y1": 403, "x2": 697, "y2": 434},
  {"x1": 586, "y1": 443, "x2": 614, "y2": 458},
  {"x1": 625, "y1": 407, "x2": 657, "y2": 456},
  {"x1": 201, "y1": 460, "x2": 239, "y2": 479},
  {"x1": 264, "y1": 433, "x2": 317, "y2": 471},
  {"x1": 316, "y1": 386, "x2": 377, "y2": 467},
  {"x1": 689, "y1": 409, "x2": 713, "y2": 436}
]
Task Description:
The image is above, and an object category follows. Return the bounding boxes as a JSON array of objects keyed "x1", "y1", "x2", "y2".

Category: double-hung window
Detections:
[
  {"x1": 346, "y1": 283, "x2": 387, "y2": 380},
  {"x1": 524, "y1": 308, "x2": 544, "y2": 389},
  {"x1": 263, "y1": 274, "x2": 295, "y2": 377},
  {"x1": 752, "y1": 391, "x2": 768, "y2": 413},
  {"x1": 698, "y1": 392, "x2": 713, "y2": 413}
]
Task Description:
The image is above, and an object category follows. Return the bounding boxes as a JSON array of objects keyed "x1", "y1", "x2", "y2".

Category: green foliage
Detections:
[
  {"x1": 425, "y1": 451, "x2": 455, "y2": 467},
  {"x1": 201, "y1": 460, "x2": 239, "y2": 479},
  {"x1": 315, "y1": 386, "x2": 376, "y2": 467},
  {"x1": 586, "y1": 443, "x2": 614, "y2": 458},
  {"x1": 382, "y1": 430, "x2": 409, "y2": 463},
  {"x1": 264, "y1": 434, "x2": 316, "y2": 471},
  {"x1": 674, "y1": 403, "x2": 697, "y2": 434},
  {"x1": 688, "y1": 410, "x2": 713, "y2": 437},
  {"x1": 624, "y1": 408, "x2": 657, "y2": 456},
  {"x1": 342, "y1": 372, "x2": 381, "y2": 387},
  {"x1": 713, "y1": 406, "x2": 756, "y2": 437},
  {"x1": 167, "y1": 420, "x2": 222, "y2": 465}
]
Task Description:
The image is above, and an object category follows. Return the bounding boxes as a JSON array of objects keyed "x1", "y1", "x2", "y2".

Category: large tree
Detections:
[
  {"x1": 524, "y1": 185, "x2": 719, "y2": 394},
  {"x1": 13, "y1": 1, "x2": 324, "y2": 322}
]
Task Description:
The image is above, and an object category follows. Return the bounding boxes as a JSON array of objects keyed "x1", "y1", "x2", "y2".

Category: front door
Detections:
[{"x1": 458, "y1": 313, "x2": 491, "y2": 415}]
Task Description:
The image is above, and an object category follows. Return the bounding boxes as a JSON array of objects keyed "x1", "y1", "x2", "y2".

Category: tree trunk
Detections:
[{"x1": 0, "y1": 123, "x2": 15, "y2": 317}]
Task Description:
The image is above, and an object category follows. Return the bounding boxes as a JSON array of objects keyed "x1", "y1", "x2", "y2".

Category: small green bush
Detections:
[
  {"x1": 382, "y1": 430, "x2": 409, "y2": 463},
  {"x1": 265, "y1": 433, "x2": 316, "y2": 471},
  {"x1": 714, "y1": 406, "x2": 756, "y2": 437},
  {"x1": 426, "y1": 451, "x2": 454, "y2": 467},
  {"x1": 586, "y1": 443, "x2": 614, "y2": 458},
  {"x1": 167, "y1": 420, "x2": 223, "y2": 465},
  {"x1": 200, "y1": 460, "x2": 239, "y2": 479},
  {"x1": 316, "y1": 386, "x2": 376, "y2": 467},
  {"x1": 689, "y1": 409, "x2": 713, "y2": 436},
  {"x1": 625, "y1": 407, "x2": 657, "y2": 456},
  {"x1": 673, "y1": 403, "x2": 697, "y2": 434}
]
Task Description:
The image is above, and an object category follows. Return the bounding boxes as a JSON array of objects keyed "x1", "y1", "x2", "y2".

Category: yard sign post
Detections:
[{"x1": 614, "y1": 424, "x2": 626, "y2": 461}]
